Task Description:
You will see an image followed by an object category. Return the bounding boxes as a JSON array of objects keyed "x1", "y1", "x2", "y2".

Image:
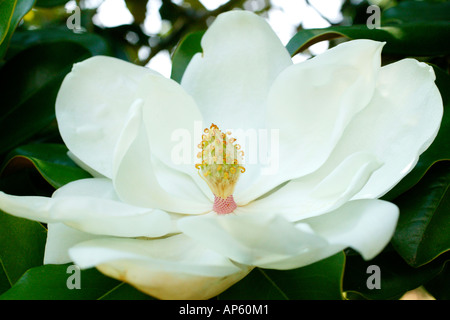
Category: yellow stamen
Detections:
[{"x1": 195, "y1": 124, "x2": 245, "y2": 199}]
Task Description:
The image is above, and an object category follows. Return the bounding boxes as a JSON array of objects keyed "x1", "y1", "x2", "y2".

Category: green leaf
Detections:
[
  {"x1": 344, "y1": 249, "x2": 449, "y2": 300},
  {"x1": 35, "y1": 0, "x2": 68, "y2": 8},
  {"x1": 170, "y1": 30, "x2": 204, "y2": 84},
  {"x1": 286, "y1": 22, "x2": 450, "y2": 57},
  {"x1": 218, "y1": 252, "x2": 345, "y2": 300},
  {"x1": 0, "y1": 0, "x2": 16, "y2": 45},
  {"x1": 425, "y1": 262, "x2": 450, "y2": 300},
  {"x1": 0, "y1": 42, "x2": 91, "y2": 155},
  {"x1": 0, "y1": 210, "x2": 47, "y2": 294},
  {"x1": 383, "y1": 65, "x2": 450, "y2": 201},
  {"x1": 0, "y1": 0, "x2": 35, "y2": 59},
  {"x1": 0, "y1": 260, "x2": 9, "y2": 295},
  {"x1": 7, "y1": 28, "x2": 112, "y2": 59},
  {"x1": 382, "y1": 1, "x2": 450, "y2": 24},
  {"x1": 98, "y1": 282, "x2": 156, "y2": 300},
  {"x1": 0, "y1": 264, "x2": 154, "y2": 300},
  {"x1": 391, "y1": 161, "x2": 450, "y2": 268},
  {"x1": 1, "y1": 144, "x2": 92, "y2": 189}
]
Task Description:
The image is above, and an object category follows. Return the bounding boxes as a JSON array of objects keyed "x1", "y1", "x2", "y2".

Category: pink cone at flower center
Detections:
[{"x1": 213, "y1": 195, "x2": 238, "y2": 214}]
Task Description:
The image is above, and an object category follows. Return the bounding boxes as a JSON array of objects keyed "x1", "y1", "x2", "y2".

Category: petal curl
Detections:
[
  {"x1": 304, "y1": 199, "x2": 399, "y2": 260},
  {"x1": 242, "y1": 152, "x2": 382, "y2": 221},
  {"x1": 56, "y1": 56, "x2": 158, "y2": 178},
  {"x1": 136, "y1": 73, "x2": 204, "y2": 178},
  {"x1": 341, "y1": 59, "x2": 443, "y2": 198},
  {"x1": 69, "y1": 235, "x2": 250, "y2": 299},
  {"x1": 112, "y1": 99, "x2": 212, "y2": 214}
]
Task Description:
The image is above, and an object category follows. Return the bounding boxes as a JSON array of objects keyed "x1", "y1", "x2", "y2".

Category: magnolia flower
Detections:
[{"x1": 0, "y1": 11, "x2": 443, "y2": 299}]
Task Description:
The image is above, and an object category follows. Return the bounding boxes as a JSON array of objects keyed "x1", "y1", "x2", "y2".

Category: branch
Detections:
[{"x1": 305, "y1": 0, "x2": 340, "y2": 26}]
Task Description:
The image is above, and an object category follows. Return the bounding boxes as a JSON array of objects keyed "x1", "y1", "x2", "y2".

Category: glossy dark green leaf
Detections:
[
  {"x1": 382, "y1": 1, "x2": 450, "y2": 24},
  {"x1": 0, "y1": 0, "x2": 16, "y2": 45},
  {"x1": 286, "y1": 22, "x2": 450, "y2": 57},
  {"x1": 0, "y1": 0, "x2": 35, "y2": 59},
  {"x1": 0, "y1": 210, "x2": 47, "y2": 294},
  {"x1": 0, "y1": 260, "x2": 9, "y2": 295},
  {"x1": 98, "y1": 282, "x2": 156, "y2": 300},
  {"x1": 8, "y1": 28, "x2": 112, "y2": 59},
  {"x1": 218, "y1": 252, "x2": 345, "y2": 300},
  {"x1": 391, "y1": 161, "x2": 450, "y2": 267},
  {"x1": 344, "y1": 249, "x2": 449, "y2": 300},
  {"x1": 171, "y1": 30, "x2": 204, "y2": 83},
  {"x1": 383, "y1": 65, "x2": 450, "y2": 201},
  {"x1": 425, "y1": 262, "x2": 450, "y2": 300},
  {"x1": 35, "y1": 0, "x2": 68, "y2": 8},
  {"x1": 1, "y1": 144, "x2": 92, "y2": 189},
  {"x1": 0, "y1": 263, "x2": 154, "y2": 300},
  {"x1": 0, "y1": 42, "x2": 91, "y2": 155}
]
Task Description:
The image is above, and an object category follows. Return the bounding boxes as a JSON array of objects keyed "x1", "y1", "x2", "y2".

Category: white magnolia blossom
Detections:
[{"x1": 0, "y1": 11, "x2": 443, "y2": 299}]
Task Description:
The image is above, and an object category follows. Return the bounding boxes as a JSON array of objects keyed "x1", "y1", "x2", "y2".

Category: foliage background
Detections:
[{"x1": 0, "y1": 0, "x2": 448, "y2": 300}]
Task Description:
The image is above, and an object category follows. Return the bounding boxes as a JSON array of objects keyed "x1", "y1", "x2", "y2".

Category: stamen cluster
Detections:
[{"x1": 195, "y1": 124, "x2": 245, "y2": 200}]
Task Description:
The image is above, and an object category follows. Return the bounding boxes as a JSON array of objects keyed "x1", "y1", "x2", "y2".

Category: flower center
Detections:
[{"x1": 196, "y1": 124, "x2": 245, "y2": 214}]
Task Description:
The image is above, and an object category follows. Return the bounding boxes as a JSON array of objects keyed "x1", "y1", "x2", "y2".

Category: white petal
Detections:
[
  {"x1": 136, "y1": 73, "x2": 205, "y2": 178},
  {"x1": 0, "y1": 191, "x2": 51, "y2": 220},
  {"x1": 304, "y1": 199, "x2": 399, "y2": 260},
  {"x1": 67, "y1": 151, "x2": 105, "y2": 178},
  {"x1": 44, "y1": 223, "x2": 101, "y2": 265},
  {"x1": 177, "y1": 210, "x2": 328, "y2": 269},
  {"x1": 56, "y1": 56, "x2": 158, "y2": 178},
  {"x1": 181, "y1": 10, "x2": 292, "y2": 130},
  {"x1": 242, "y1": 152, "x2": 382, "y2": 221},
  {"x1": 112, "y1": 100, "x2": 212, "y2": 214},
  {"x1": 0, "y1": 178, "x2": 172, "y2": 237},
  {"x1": 238, "y1": 40, "x2": 384, "y2": 203},
  {"x1": 52, "y1": 176, "x2": 118, "y2": 199},
  {"x1": 69, "y1": 235, "x2": 250, "y2": 299},
  {"x1": 244, "y1": 199, "x2": 399, "y2": 270},
  {"x1": 341, "y1": 59, "x2": 443, "y2": 199}
]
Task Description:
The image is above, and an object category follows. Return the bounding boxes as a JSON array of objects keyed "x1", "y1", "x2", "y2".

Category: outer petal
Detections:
[
  {"x1": 177, "y1": 209, "x2": 328, "y2": 269},
  {"x1": 304, "y1": 199, "x2": 399, "y2": 260},
  {"x1": 0, "y1": 178, "x2": 172, "y2": 237},
  {"x1": 181, "y1": 10, "x2": 292, "y2": 130},
  {"x1": 242, "y1": 152, "x2": 382, "y2": 221},
  {"x1": 238, "y1": 40, "x2": 384, "y2": 203},
  {"x1": 231, "y1": 199, "x2": 398, "y2": 270},
  {"x1": 112, "y1": 99, "x2": 212, "y2": 214},
  {"x1": 56, "y1": 56, "x2": 158, "y2": 178},
  {"x1": 44, "y1": 223, "x2": 101, "y2": 264},
  {"x1": 69, "y1": 235, "x2": 251, "y2": 300},
  {"x1": 339, "y1": 59, "x2": 443, "y2": 199}
]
